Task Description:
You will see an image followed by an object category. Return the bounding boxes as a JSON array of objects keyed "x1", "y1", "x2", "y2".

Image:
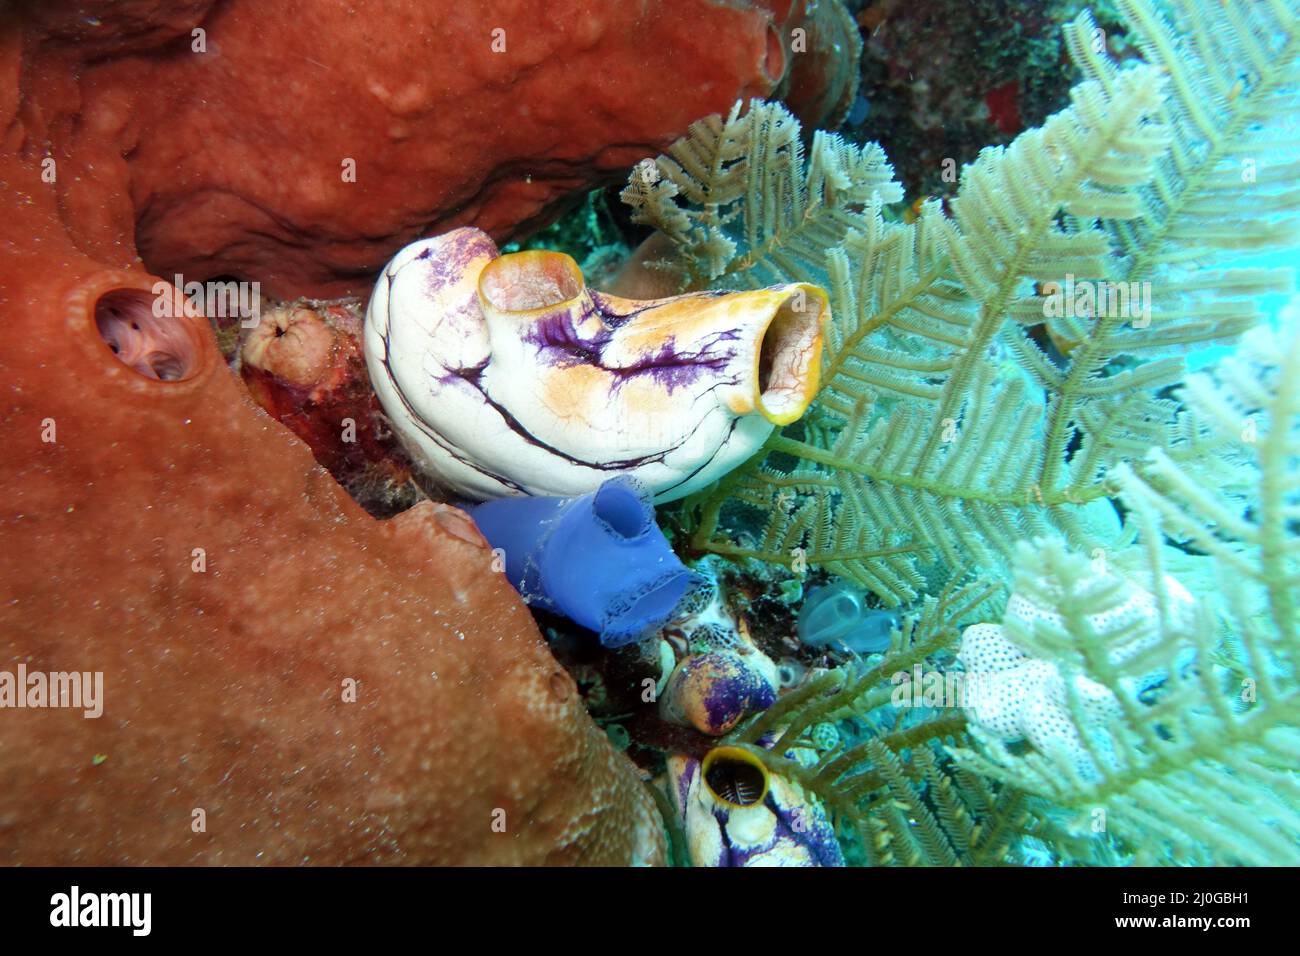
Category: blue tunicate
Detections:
[
  {"x1": 467, "y1": 476, "x2": 702, "y2": 647},
  {"x1": 797, "y1": 581, "x2": 899, "y2": 654},
  {"x1": 848, "y1": 94, "x2": 870, "y2": 127}
]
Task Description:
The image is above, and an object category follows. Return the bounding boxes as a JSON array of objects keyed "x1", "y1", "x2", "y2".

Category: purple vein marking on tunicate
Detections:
[
  {"x1": 766, "y1": 798, "x2": 804, "y2": 858},
  {"x1": 702, "y1": 665, "x2": 750, "y2": 730},
  {"x1": 713, "y1": 807, "x2": 736, "y2": 865},
  {"x1": 676, "y1": 760, "x2": 697, "y2": 811},
  {"x1": 413, "y1": 231, "x2": 496, "y2": 297},
  {"x1": 435, "y1": 354, "x2": 487, "y2": 386},
  {"x1": 454, "y1": 362, "x2": 698, "y2": 471},
  {"x1": 521, "y1": 307, "x2": 612, "y2": 363},
  {"x1": 445, "y1": 304, "x2": 742, "y2": 475},
  {"x1": 405, "y1": 339, "x2": 743, "y2": 489},
  {"x1": 376, "y1": 297, "x2": 526, "y2": 494},
  {"x1": 770, "y1": 793, "x2": 839, "y2": 865},
  {"x1": 523, "y1": 294, "x2": 741, "y2": 395},
  {"x1": 386, "y1": 255, "x2": 747, "y2": 483},
  {"x1": 382, "y1": 355, "x2": 524, "y2": 491},
  {"x1": 651, "y1": 416, "x2": 743, "y2": 498},
  {"x1": 802, "y1": 806, "x2": 843, "y2": 866}
]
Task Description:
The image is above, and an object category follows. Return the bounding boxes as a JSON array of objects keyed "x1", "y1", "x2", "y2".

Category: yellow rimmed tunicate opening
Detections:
[
  {"x1": 477, "y1": 249, "x2": 585, "y2": 316},
  {"x1": 753, "y1": 284, "x2": 828, "y2": 426},
  {"x1": 701, "y1": 745, "x2": 770, "y2": 809}
]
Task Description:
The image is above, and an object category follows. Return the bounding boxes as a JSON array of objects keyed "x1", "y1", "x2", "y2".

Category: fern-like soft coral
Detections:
[
  {"x1": 621, "y1": 0, "x2": 1300, "y2": 866},
  {"x1": 621, "y1": 102, "x2": 902, "y2": 290},
  {"x1": 1042, "y1": 0, "x2": 1300, "y2": 495},
  {"x1": 622, "y1": 0, "x2": 1300, "y2": 607},
  {"x1": 718, "y1": 577, "x2": 1040, "y2": 865},
  {"x1": 954, "y1": 312, "x2": 1300, "y2": 865}
]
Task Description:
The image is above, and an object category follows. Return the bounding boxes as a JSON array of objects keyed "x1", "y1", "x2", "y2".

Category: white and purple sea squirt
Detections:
[
  {"x1": 665, "y1": 746, "x2": 844, "y2": 867},
  {"x1": 363, "y1": 227, "x2": 829, "y2": 501}
]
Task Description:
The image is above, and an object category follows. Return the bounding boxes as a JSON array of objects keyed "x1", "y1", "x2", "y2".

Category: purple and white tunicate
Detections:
[{"x1": 363, "y1": 227, "x2": 829, "y2": 502}]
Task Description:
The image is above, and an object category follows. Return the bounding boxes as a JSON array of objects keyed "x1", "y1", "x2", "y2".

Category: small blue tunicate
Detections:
[
  {"x1": 797, "y1": 581, "x2": 899, "y2": 654},
  {"x1": 467, "y1": 476, "x2": 701, "y2": 647},
  {"x1": 848, "y1": 94, "x2": 870, "y2": 127}
]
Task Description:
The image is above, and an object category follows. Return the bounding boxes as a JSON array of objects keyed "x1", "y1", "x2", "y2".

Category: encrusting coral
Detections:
[{"x1": 957, "y1": 544, "x2": 1198, "y2": 783}]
